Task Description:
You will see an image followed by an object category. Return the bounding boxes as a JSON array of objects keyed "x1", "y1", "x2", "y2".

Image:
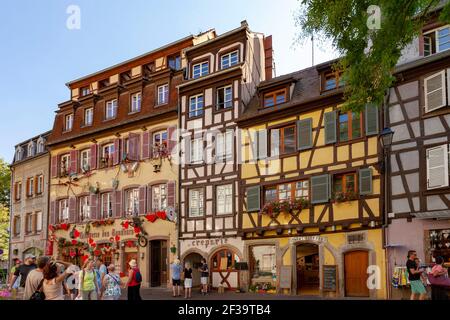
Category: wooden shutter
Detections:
[
  {"x1": 13, "y1": 183, "x2": 18, "y2": 201},
  {"x1": 128, "y1": 133, "x2": 140, "y2": 161},
  {"x1": 26, "y1": 179, "x2": 30, "y2": 197},
  {"x1": 34, "y1": 176, "x2": 38, "y2": 195},
  {"x1": 112, "y1": 139, "x2": 120, "y2": 165},
  {"x1": 90, "y1": 144, "x2": 98, "y2": 170},
  {"x1": 297, "y1": 118, "x2": 313, "y2": 150},
  {"x1": 246, "y1": 186, "x2": 261, "y2": 212},
  {"x1": 424, "y1": 70, "x2": 446, "y2": 113},
  {"x1": 359, "y1": 168, "x2": 373, "y2": 195},
  {"x1": 426, "y1": 144, "x2": 449, "y2": 189},
  {"x1": 90, "y1": 194, "x2": 98, "y2": 220},
  {"x1": 51, "y1": 156, "x2": 58, "y2": 178},
  {"x1": 139, "y1": 186, "x2": 147, "y2": 215},
  {"x1": 324, "y1": 111, "x2": 337, "y2": 144},
  {"x1": 32, "y1": 213, "x2": 37, "y2": 233},
  {"x1": 70, "y1": 150, "x2": 78, "y2": 174},
  {"x1": 69, "y1": 197, "x2": 77, "y2": 223},
  {"x1": 167, "y1": 181, "x2": 176, "y2": 208},
  {"x1": 365, "y1": 103, "x2": 379, "y2": 136},
  {"x1": 114, "y1": 190, "x2": 122, "y2": 218},
  {"x1": 49, "y1": 201, "x2": 56, "y2": 225},
  {"x1": 168, "y1": 126, "x2": 177, "y2": 155},
  {"x1": 184, "y1": 135, "x2": 191, "y2": 164},
  {"x1": 311, "y1": 174, "x2": 330, "y2": 204},
  {"x1": 142, "y1": 132, "x2": 150, "y2": 159},
  {"x1": 257, "y1": 130, "x2": 268, "y2": 159}
]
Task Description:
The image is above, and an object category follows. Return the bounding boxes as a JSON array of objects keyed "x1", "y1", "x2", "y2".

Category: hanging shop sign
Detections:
[{"x1": 77, "y1": 228, "x2": 135, "y2": 241}]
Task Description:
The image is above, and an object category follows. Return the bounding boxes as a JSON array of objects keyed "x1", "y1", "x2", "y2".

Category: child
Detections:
[{"x1": 183, "y1": 262, "x2": 193, "y2": 299}]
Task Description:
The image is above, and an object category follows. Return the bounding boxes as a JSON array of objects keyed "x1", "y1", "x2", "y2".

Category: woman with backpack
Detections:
[
  {"x1": 101, "y1": 264, "x2": 122, "y2": 300},
  {"x1": 41, "y1": 260, "x2": 74, "y2": 300},
  {"x1": 124, "y1": 259, "x2": 142, "y2": 300},
  {"x1": 78, "y1": 258, "x2": 99, "y2": 300}
]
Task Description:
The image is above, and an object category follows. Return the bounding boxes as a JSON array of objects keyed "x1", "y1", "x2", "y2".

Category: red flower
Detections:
[
  {"x1": 133, "y1": 226, "x2": 140, "y2": 234},
  {"x1": 93, "y1": 249, "x2": 101, "y2": 256},
  {"x1": 90, "y1": 242, "x2": 96, "y2": 248},
  {"x1": 119, "y1": 272, "x2": 125, "y2": 277},
  {"x1": 115, "y1": 235, "x2": 121, "y2": 242},
  {"x1": 146, "y1": 213, "x2": 157, "y2": 223},
  {"x1": 122, "y1": 221, "x2": 129, "y2": 229},
  {"x1": 73, "y1": 229, "x2": 80, "y2": 238},
  {"x1": 88, "y1": 237, "x2": 94, "y2": 244},
  {"x1": 127, "y1": 240, "x2": 134, "y2": 247},
  {"x1": 156, "y1": 211, "x2": 167, "y2": 220},
  {"x1": 61, "y1": 223, "x2": 68, "y2": 230},
  {"x1": 82, "y1": 255, "x2": 89, "y2": 263},
  {"x1": 48, "y1": 225, "x2": 54, "y2": 232},
  {"x1": 71, "y1": 240, "x2": 78, "y2": 245}
]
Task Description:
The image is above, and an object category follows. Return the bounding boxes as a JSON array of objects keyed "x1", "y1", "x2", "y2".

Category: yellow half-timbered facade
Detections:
[{"x1": 237, "y1": 63, "x2": 387, "y2": 298}]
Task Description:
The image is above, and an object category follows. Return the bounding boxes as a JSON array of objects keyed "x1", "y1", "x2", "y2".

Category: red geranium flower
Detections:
[
  {"x1": 93, "y1": 249, "x2": 101, "y2": 256},
  {"x1": 133, "y1": 226, "x2": 140, "y2": 234},
  {"x1": 122, "y1": 221, "x2": 129, "y2": 229},
  {"x1": 156, "y1": 211, "x2": 167, "y2": 220},
  {"x1": 115, "y1": 235, "x2": 121, "y2": 242},
  {"x1": 146, "y1": 213, "x2": 157, "y2": 223},
  {"x1": 71, "y1": 239, "x2": 77, "y2": 245},
  {"x1": 73, "y1": 229, "x2": 80, "y2": 238},
  {"x1": 88, "y1": 237, "x2": 94, "y2": 244}
]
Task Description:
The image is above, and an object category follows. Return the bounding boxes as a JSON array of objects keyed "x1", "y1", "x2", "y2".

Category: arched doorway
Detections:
[
  {"x1": 184, "y1": 252, "x2": 204, "y2": 288},
  {"x1": 296, "y1": 243, "x2": 320, "y2": 295},
  {"x1": 210, "y1": 248, "x2": 240, "y2": 290},
  {"x1": 344, "y1": 250, "x2": 369, "y2": 297}
]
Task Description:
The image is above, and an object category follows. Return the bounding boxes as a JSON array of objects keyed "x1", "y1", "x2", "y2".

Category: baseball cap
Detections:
[{"x1": 25, "y1": 254, "x2": 36, "y2": 260}]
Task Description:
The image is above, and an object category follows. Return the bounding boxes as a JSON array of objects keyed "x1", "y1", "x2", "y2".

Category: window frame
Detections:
[
  {"x1": 130, "y1": 92, "x2": 142, "y2": 113},
  {"x1": 190, "y1": 138, "x2": 204, "y2": 164},
  {"x1": 216, "y1": 85, "x2": 233, "y2": 110},
  {"x1": 423, "y1": 25, "x2": 450, "y2": 56},
  {"x1": 36, "y1": 211, "x2": 42, "y2": 232},
  {"x1": 192, "y1": 61, "x2": 209, "y2": 79},
  {"x1": 215, "y1": 130, "x2": 233, "y2": 161},
  {"x1": 80, "y1": 86, "x2": 90, "y2": 97},
  {"x1": 13, "y1": 215, "x2": 21, "y2": 236},
  {"x1": 333, "y1": 172, "x2": 358, "y2": 195},
  {"x1": 101, "y1": 143, "x2": 115, "y2": 168},
  {"x1": 84, "y1": 107, "x2": 94, "y2": 127},
  {"x1": 215, "y1": 183, "x2": 233, "y2": 216},
  {"x1": 105, "y1": 99, "x2": 118, "y2": 120},
  {"x1": 263, "y1": 179, "x2": 310, "y2": 204},
  {"x1": 64, "y1": 113, "x2": 74, "y2": 132},
  {"x1": 25, "y1": 212, "x2": 33, "y2": 234},
  {"x1": 15, "y1": 182, "x2": 22, "y2": 201},
  {"x1": 220, "y1": 50, "x2": 239, "y2": 69},
  {"x1": 270, "y1": 124, "x2": 297, "y2": 156},
  {"x1": 189, "y1": 94, "x2": 204, "y2": 118},
  {"x1": 27, "y1": 177, "x2": 34, "y2": 197},
  {"x1": 168, "y1": 54, "x2": 181, "y2": 70},
  {"x1": 322, "y1": 70, "x2": 344, "y2": 91},
  {"x1": 36, "y1": 175, "x2": 43, "y2": 195},
  {"x1": 59, "y1": 198, "x2": 69, "y2": 222},
  {"x1": 60, "y1": 154, "x2": 71, "y2": 175},
  {"x1": 79, "y1": 195, "x2": 91, "y2": 221},
  {"x1": 125, "y1": 188, "x2": 140, "y2": 217},
  {"x1": 188, "y1": 188, "x2": 205, "y2": 218},
  {"x1": 101, "y1": 192, "x2": 113, "y2": 219},
  {"x1": 338, "y1": 111, "x2": 363, "y2": 142},
  {"x1": 263, "y1": 88, "x2": 287, "y2": 108},
  {"x1": 157, "y1": 84, "x2": 169, "y2": 105},
  {"x1": 151, "y1": 183, "x2": 168, "y2": 212},
  {"x1": 80, "y1": 149, "x2": 91, "y2": 171}
]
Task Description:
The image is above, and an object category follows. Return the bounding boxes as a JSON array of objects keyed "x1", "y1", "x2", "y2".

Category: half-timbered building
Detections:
[
  {"x1": 236, "y1": 61, "x2": 387, "y2": 298},
  {"x1": 178, "y1": 21, "x2": 272, "y2": 290}
]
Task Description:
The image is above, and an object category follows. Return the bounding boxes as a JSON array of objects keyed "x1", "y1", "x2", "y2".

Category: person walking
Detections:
[
  {"x1": 124, "y1": 259, "x2": 142, "y2": 300},
  {"x1": 94, "y1": 258, "x2": 107, "y2": 291},
  {"x1": 8, "y1": 258, "x2": 21, "y2": 300},
  {"x1": 8, "y1": 254, "x2": 37, "y2": 300},
  {"x1": 79, "y1": 258, "x2": 99, "y2": 300},
  {"x1": 406, "y1": 250, "x2": 427, "y2": 300},
  {"x1": 23, "y1": 256, "x2": 49, "y2": 300},
  {"x1": 101, "y1": 264, "x2": 122, "y2": 300},
  {"x1": 170, "y1": 258, "x2": 183, "y2": 297},
  {"x1": 183, "y1": 262, "x2": 193, "y2": 299},
  {"x1": 42, "y1": 260, "x2": 74, "y2": 300},
  {"x1": 199, "y1": 258, "x2": 209, "y2": 295}
]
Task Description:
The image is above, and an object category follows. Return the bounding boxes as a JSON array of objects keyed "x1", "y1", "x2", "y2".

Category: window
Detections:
[
  {"x1": 59, "y1": 199, "x2": 69, "y2": 222},
  {"x1": 80, "y1": 149, "x2": 91, "y2": 171},
  {"x1": 84, "y1": 108, "x2": 93, "y2": 126},
  {"x1": 37, "y1": 139, "x2": 45, "y2": 153},
  {"x1": 264, "y1": 180, "x2": 309, "y2": 203},
  {"x1": 189, "y1": 94, "x2": 204, "y2": 117},
  {"x1": 424, "y1": 25, "x2": 450, "y2": 56},
  {"x1": 168, "y1": 54, "x2": 181, "y2": 70},
  {"x1": 14, "y1": 182, "x2": 22, "y2": 201},
  {"x1": 426, "y1": 144, "x2": 449, "y2": 190},
  {"x1": 60, "y1": 154, "x2": 70, "y2": 176},
  {"x1": 424, "y1": 70, "x2": 447, "y2": 113},
  {"x1": 36, "y1": 175, "x2": 43, "y2": 195},
  {"x1": 216, "y1": 131, "x2": 233, "y2": 161},
  {"x1": 333, "y1": 173, "x2": 357, "y2": 195},
  {"x1": 64, "y1": 114, "x2": 74, "y2": 132},
  {"x1": 153, "y1": 130, "x2": 168, "y2": 156},
  {"x1": 323, "y1": 71, "x2": 344, "y2": 90},
  {"x1": 217, "y1": 85, "x2": 233, "y2": 110},
  {"x1": 27, "y1": 177, "x2": 34, "y2": 197},
  {"x1": 13, "y1": 216, "x2": 21, "y2": 236},
  {"x1": 36, "y1": 211, "x2": 42, "y2": 232},
  {"x1": 80, "y1": 86, "x2": 90, "y2": 97},
  {"x1": 125, "y1": 189, "x2": 139, "y2": 216},
  {"x1": 105, "y1": 99, "x2": 118, "y2": 120},
  {"x1": 101, "y1": 144, "x2": 114, "y2": 168},
  {"x1": 157, "y1": 84, "x2": 169, "y2": 105},
  {"x1": 131, "y1": 92, "x2": 141, "y2": 113},
  {"x1": 249, "y1": 245, "x2": 276, "y2": 281},
  {"x1": 270, "y1": 125, "x2": 296, "y2": 156},
  {"x1": 211, "y1": 249, "x2": 239, "y2": 271},
  {"x1": 15, "y1": 147, "x2": 23, "y2": 161},
  {"x1": 152, "y1": 184, "x2": 167, "y2": 211},
  {"x1": 216, "y1": 184, "x2": 233, "y2": 215},
  {"x1": 192, "y1": 61, "x2": 209, "y2": 79},
  {"x1": 339, "y1": 111, "x2": 362, "y2": 142},
  {"x1": 191, "y1": 138, "x2": 203, "y2": 163},
  {"x1": 101, "y1": 193, "x2": 113, "y2": 218},
  {"x1": 189, "y1": 188, "x2": 204, "y2": 217},
  {"x1": 264, "y1": 89, "x2": 287, "y2": 108},
  {"x1": 26, "y1": 213, "x2": 33, "y2": 234},
  {"x1": 28, "y1": 142, "x2": 35, "y2": 157},
  {"x1": 221, "y1": 50, "x2": 239, "y2": 69},
  {"x1": 79, "y1": 196, "x2": 90, "y2": 221}
]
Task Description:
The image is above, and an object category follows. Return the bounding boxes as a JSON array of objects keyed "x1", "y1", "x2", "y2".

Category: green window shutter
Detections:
[
  {"x1": 297, "y1": 118, "x2": 313, "y2": 150},
  {"x1": 324, "y1": 111, "x2": 337, "y2": 144},
  {"x1": 246, "y1": 186, "x2": 261, "y2": 212},
  {"x1": 311, "y1": 174, "x2": 330, "y2": 204},
  {"x1": 257, "y1": 130, "x2": 268, "y2": 159},
  {"x1": 365, "y1": 103, "x2": 379, "y2": 136},
  {"x1": 359, "y1": 168, "x2": 373, "y2": 195}
]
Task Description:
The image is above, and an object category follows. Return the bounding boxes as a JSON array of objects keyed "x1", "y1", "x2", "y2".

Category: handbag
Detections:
[{"x1": 30, "y1": 279, "x2": 46, "y2": 301}]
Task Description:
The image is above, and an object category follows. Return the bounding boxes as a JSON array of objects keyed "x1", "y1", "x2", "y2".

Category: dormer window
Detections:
[
  {"x1": 192, "y1": 61, "x2": 209, "y2": 79},
  {"x1": 263, "y1": 89, "x2": 287, "y2": 108},
  {"x1": 80, "y1": 86, "x2": 90, "y2": 97},
  {"x1": 15, "y1": 147, "x2": 23, "y2": 161},
  {"x1": 323, "y1": 71, "x2": 344, "y2": 91},
  {"x1": 27, "y1": 141, "x2": 35, "y2": 157},
  {"x1": 98, "y1": 78, "x2": 110, "y2": 89},
  {"x1": 221, "y1": 50, "x2": 239, "y2": 69},
  {"x1": 37, "y1": 137, "x2": 45, "y2": 153},
  {"x1": 168, "y1": 54, "x2": 181, "y2": 70},
  {"x1": 424, "y1": 25, "x2": 450, "y2": 56},
  {"x1": 64, "y1": 114, "x2": 74, "y2": 132}
]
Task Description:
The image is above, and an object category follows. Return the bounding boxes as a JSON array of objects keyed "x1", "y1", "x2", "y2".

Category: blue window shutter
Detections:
[
  {"x1": 365, "y1": 103, "x2": 379, "y2": 136},
  {"x1": 297, "y1": 118, "x2": 313, "y2": 150},
  {"x1": 311, "y1": 174, "x2": 330, "y2": 204},
  {"x1": 246, "y1": 186, "x2": 261, "y2": 212},
  {"x1": 324, "y1": 111, "x2": 337, "y2": 144},
  {"x1": 359, "y1": 168, "x2": 373, "y2": 195}
]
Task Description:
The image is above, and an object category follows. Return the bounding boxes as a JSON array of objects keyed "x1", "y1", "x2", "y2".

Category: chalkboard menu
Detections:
[
  {"x1": 279, "y1": 266, "x2": 292, "y2": 289},
  {"x1": 322, "y1": 265, "x2": 337, "y2": 292}
]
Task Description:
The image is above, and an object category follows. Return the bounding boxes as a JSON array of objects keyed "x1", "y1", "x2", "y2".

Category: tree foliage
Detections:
[
  {"x1": 0, "y1": 159, "x2": 9, "y2": 262},
  {"x1": 0, "y1": 159, "x2": 10, "y2": 208},
  {"x1": 295, "y1": 0, "x2": 450, "y2": 112}
]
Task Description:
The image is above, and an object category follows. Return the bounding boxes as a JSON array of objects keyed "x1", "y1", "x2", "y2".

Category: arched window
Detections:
[
  {"x1": 37, "y1": 137, "x2": 45, "y2": 153},
  {"x1": 211, "y1": 249, "x2": 240, "y2": 271},
  {"x1": 15, "y1": 147, "x2": 23, "y2": 161},
  {"x1": 28, "y1": 141, "x2": 35, "y2": 157}
]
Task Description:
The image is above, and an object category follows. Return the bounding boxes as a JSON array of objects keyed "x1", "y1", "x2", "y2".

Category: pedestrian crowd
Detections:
[{"x1": 7, "y1": 254, "x2": 143, "y2": 300}]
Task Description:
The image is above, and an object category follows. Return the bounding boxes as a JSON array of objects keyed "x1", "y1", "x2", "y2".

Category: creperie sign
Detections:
[{"x1": 190, "y1": 238, "x2": 228, "y2": 249}]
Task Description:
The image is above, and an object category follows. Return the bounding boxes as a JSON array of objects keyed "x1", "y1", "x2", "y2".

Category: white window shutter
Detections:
[
  {"x1": 447, "y1": 68, "x2": 450, "y2": 106},
  {"x1": 426, "y1": 144, "x2": 449, "y2": 189},
  {"x1": 424, "y1": 70, "x2": 446, "y2": 113}
]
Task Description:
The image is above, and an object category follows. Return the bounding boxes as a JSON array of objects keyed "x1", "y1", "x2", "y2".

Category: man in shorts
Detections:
[{"x1": 406, "y1": 250, "x2": 427, "y2": 300}]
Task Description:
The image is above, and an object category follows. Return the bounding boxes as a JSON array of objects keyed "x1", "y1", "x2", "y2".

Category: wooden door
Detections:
[
  {"x1": 150, "y1": 240, "x2": 168, "y2": 287},
  {"x1": 344, "y1": 250, "x2": 369, "y2": 297}
]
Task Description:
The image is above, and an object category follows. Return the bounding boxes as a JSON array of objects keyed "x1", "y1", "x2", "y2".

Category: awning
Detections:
[{"x1": 412, "y1": 210, "x2": 450, "y2": 220}]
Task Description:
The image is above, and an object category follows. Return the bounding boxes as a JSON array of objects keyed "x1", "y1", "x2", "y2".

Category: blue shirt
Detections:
[
  {"x1": 171, "y1": 264, "x2": 183, "y2": 280},
  {"x1": 95, "y1": 264, "x2": 107, "y2": 288}
]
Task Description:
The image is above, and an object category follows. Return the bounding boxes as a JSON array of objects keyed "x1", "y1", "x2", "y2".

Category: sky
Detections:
[{"x1": 0, "y1": 0, "x2": 338, "y2": 162}]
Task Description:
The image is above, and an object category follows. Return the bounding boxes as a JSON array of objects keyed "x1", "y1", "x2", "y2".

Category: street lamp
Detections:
[{"x1": 379, "y1": 127, "x2": 394, "y2": 149}]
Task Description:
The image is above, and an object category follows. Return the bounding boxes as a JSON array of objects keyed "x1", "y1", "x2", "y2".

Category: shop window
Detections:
[
  {"x1": 249, "y1": 245, "x2": 276, "y2": 282},
  {"x1": 211, "y1": 249, "x2": 240, "y2": 271},
  {"x1": 339, "y1": 111, "x2": 362, "y2": 142},
  {"x1": 429, "y1": 229, "x2": 450, "y2": 263}
]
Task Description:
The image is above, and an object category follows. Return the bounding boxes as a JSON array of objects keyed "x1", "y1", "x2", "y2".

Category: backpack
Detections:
[
  {"x1": 134, "y1": 269, "x2": 142, "y2": 283},
  {"x1": 30, "y1": 279, "x2": 45, "y2": 301}
]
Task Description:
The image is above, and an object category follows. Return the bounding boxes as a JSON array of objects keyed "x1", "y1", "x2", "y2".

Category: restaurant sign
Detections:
[{"x1": 289, "y1": 235, "x2": 327, "y2": 244}]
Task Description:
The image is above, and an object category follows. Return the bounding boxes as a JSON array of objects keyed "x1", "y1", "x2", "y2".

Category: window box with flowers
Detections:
[
  {"x1": 330, "y1": 190, "x2": 358, "y2": 203},
  {"x1": 260, "y1": 198, "x2": 310, "y2": 218}
]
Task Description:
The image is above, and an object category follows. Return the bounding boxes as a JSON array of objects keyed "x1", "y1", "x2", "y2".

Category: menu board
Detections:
[
  {"x1": 279, "y1": 266, "x2": 292, "y2": 289},
  {"x1": 322, "y1": 265, "x2": 337, "y2": 292}
]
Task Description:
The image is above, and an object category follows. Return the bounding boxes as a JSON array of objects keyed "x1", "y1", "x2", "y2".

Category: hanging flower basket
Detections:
[{"x1": 170, "y1": 245, "x2": 177, "y2": 254}]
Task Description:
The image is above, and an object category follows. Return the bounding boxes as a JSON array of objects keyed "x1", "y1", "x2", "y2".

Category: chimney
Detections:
[
  {"x1": 264, "y1": 35, "x2": 273, "y2": 80},
  {"x1": 241, "y1": 20, "x2": 248, "y2": 27}
]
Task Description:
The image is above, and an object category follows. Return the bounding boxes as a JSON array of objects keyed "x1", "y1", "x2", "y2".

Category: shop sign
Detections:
[
  {"x1": 188, "y1": 238, "x2": 228, "y2": 249},
  {"x1": 78, "y1": 228, "x2": 135, "y2": 241},
  {"x1": 289, "y1": 235, "x2": 327, "y2": 244}
]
